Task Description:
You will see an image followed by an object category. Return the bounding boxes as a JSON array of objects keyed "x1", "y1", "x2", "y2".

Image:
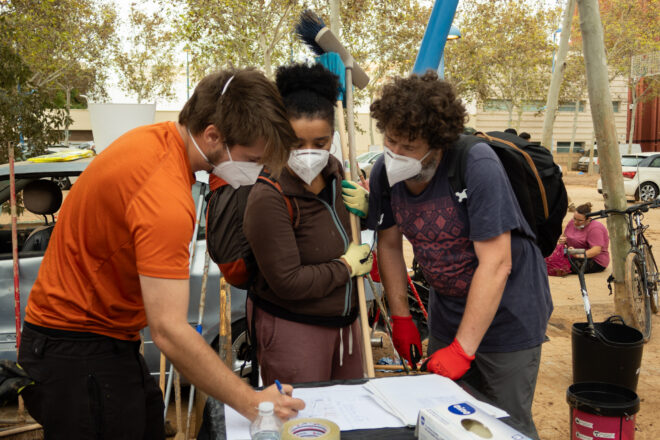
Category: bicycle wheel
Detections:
[
  {"x1": 625, "y1": 252, "x2": 652, "y2": 341},
  {"x1": 643, "y1": 244, "x2": 660, "y2": 314}
]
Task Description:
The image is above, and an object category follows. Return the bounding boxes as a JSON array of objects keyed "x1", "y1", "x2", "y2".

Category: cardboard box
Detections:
[{"x1": 415, "y1": 402, "x2": 532, "y2": 440}]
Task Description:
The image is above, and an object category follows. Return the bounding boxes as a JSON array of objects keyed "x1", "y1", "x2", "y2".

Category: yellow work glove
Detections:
[
  {"x1": 341, "y1": 180, "x2": 369, "y2": 218},
  {"x1": 340, "y1": 242, "x2": 374, "y2": 277}
]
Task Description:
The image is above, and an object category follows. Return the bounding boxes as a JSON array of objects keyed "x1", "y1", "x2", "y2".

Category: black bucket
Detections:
[
  {"x1": 567, "y1": 382, "x2": 640, "y2": 439},
  {"x1": 572, "y1": 316, "x2": 644, "y2": 391}
]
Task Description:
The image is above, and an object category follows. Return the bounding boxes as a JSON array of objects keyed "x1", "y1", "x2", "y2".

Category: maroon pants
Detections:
[{"x1": 248, "y1": 300, "x2": 364, "y2": 386}]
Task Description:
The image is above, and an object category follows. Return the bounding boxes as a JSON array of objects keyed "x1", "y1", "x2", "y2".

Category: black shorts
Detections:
[
  {"x1": 18, "y1": 324, "x2": 165, "y2": 440},
  {"x1": 570, "y1": 258, "x2": 606, "y2": 274}
]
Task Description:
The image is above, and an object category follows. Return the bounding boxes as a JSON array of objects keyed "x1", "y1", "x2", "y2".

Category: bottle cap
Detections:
[{"x1": 258, "y1": 401, "x2": 274, "y2": 414}]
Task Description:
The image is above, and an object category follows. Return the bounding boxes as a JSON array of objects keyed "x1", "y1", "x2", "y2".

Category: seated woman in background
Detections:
[
  {"x1": 243, "y1": 62, "x2": 372, "y2": 385},
  {"x1": 563, "y1": 202, "x2": 610, "y2": 273}
]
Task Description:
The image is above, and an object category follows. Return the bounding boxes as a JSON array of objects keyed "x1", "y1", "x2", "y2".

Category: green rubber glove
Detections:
[
  {"x1": 340, "y1": 243, "x2": 374, "y2": 277},
  {"x1": 341, "y1": 180, "x2": 369, "y2": 218}
]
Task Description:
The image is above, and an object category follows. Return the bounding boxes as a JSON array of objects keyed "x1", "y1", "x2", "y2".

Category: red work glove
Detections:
[
  {"x1": 370, "y1": 251, "x2": 381, "y2": 283},
  {"x1": 390, "y1": 315, "x2": 422, "y2": 365},
  {"x1": 424, "y1": 338, "x2": 475, "y2": 380}
]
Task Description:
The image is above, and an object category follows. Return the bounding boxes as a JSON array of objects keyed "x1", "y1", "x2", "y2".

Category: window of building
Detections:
[
  {"x1": 557, "y1": 142, "x2": 585, "y2": 153},
  {"x1": 558, "y1": 101, "x2": 586, "y2": 112},
  {"x1": 521, "y1": 100, "x2": 545, "y2": 112},
  {"x1": 483, "y1": 99, "x2": 511, "y2": 111},
  {"x1": 612, "y1": 101, "x2": 620, "y2": 112}
]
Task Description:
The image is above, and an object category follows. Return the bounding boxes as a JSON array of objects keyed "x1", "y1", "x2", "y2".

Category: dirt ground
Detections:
[
  {"x1": 374, "y1": 171, "x2": 660, "y2": 439},
  {"x1": 533, "y1": 172, "x2": 660, "y2": 440}
]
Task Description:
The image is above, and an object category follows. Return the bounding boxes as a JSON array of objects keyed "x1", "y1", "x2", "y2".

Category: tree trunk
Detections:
[
  {"x1": 515, "y1": 108, "x2": 523, "y2": 132},
  {"x1": 587, "y1": 131, "x2": 596, "y2": 174},
  {"x1": 568, "y1": 100, "x2": 579, "y2": 171},
  {"x1": 577, "y1": 0, "x2": 632, "y2": 323},
  {"x1": 628, "y1": 85, "x2": 638, "y2": 154},
  {"x1": 369, "y1": 94, "x2": 375, "y2": 146},
  {"x1": 329, "y1": 0, "x2": 341, "y2": 38},
  {"x1": 542, "y1": 0, "x2": 575, "y2": 151},
  {"x1": 65, "y1": 87, "x2": 71, "y2": 146},
  {"x1": 507, "y1": 104, "x2": 513, "y2": 128}
]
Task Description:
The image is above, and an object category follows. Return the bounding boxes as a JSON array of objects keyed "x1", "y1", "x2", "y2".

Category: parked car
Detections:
[
  {"x1": 597, "y1": 152, "x2": 660, "y2": 201},
  {"x1": 44, "y1": 144, "x2": 96, "y2": 190},
  {"x1": 0, "y1": 157, "x2": 251, "y2": 380},
  {"x1": 357, "y1": 150, "x2": 383, "y2": 178},
  {"x1": 578, "y1": 144, "x2": 642, "y2": 172},
  {"x1": 576, "y1": 148, "x2": 598, "y2": 172}
]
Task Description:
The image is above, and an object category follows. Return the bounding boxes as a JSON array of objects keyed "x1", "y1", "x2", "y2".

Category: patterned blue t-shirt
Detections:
[{"x1": 367, "y1": 143, "x2": 553, "y2": 352}]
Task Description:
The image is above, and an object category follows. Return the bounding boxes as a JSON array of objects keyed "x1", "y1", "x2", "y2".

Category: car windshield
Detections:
[
  {"x1": 357, "y1": 152, "x2": 378, "y2": 163},
  {"x1": 621, "y1": 156, "x2": 644, "y2": 167}
]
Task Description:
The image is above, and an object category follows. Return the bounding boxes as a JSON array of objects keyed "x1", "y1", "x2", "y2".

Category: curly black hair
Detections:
[
  {"x1": 275, "y1": 62, "x2": 339, "y2": 125},
  {"x1": 370, "y1": 71, "x2": 467, "y2": 150}
]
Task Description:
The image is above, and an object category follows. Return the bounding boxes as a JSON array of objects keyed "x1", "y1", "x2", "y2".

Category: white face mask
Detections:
[
  {"x1": 383, "y1": 146, "x2": 431, "y2": 186},
  {"x1": 288, "y1": 149, "x2": 330, "y2": 185},
  {"x1": 188, "y1": 129, "x2": 263, "y2": 189}
]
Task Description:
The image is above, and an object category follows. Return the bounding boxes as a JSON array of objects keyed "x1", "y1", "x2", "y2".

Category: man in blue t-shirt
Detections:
[{"x1": 343, "y1": 72, "x2": 552, "y2": 439}]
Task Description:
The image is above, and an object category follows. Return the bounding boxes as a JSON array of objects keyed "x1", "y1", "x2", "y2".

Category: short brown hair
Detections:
[
  {"x1": 370, "y1": 71, "x2": 467, "y2": 150},
  {"x1": 576, "y1": 202, "x2": 593, "y2": 215},
  {"x1": 179, "y1": 68, "x2": 296, "y2": 173}
]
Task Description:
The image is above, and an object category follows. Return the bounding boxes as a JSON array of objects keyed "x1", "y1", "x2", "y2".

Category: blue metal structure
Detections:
[
  {"x1": 437, "y1": 25, "x2": 462, "y2": 79},
  {"x1": 412, "y1": 0, "x2": 460, "y2": 75}
]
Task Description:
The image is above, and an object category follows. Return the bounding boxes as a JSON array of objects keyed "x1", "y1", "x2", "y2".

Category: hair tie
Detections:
[{"x1": 221, "y1": 75, "x2": 235, "y2": 96}]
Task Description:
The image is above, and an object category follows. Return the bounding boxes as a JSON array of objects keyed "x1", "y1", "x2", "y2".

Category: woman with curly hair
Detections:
[
  {"x1": 242, "y1": 63, "x2": 372, "y2": 385},
  {"x1": 358, "y1": 71, "x2": 552, "y2": 439}
]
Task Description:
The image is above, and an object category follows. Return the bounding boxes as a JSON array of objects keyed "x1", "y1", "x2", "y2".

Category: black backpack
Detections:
[
  {"x1": 205, "y1": 170, "x2": 295, "y2": 290},
  {"x1": 374, "y1": 131, "x2": 567, "y2": 257},
  {"x1": 444, "y1": 131, "x2": 568, "y2": 257},
  {"x1": 205, "y1": 170, "x2": 296, "y2": 387}
]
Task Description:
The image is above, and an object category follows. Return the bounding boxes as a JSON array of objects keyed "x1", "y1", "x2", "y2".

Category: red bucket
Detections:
[{"x1": 567, "y1": 382, "x2": 639, "y2": 440}]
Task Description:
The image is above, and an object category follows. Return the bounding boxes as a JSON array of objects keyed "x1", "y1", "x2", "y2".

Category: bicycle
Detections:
[{"x1": 587, "y1": 199, "x2": 660, "y2": 341}]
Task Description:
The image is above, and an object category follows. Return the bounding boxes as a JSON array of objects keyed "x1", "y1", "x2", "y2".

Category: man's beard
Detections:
[{"x1": 409, "y1": 151, "x2": 440, "y2": 183}]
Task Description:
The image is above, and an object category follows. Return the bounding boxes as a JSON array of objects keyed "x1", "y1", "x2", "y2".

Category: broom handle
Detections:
[
  {"x1": 344, "y1": 67, "x2": 375, "y2": 378},
  {"x1": 219, "y1": 278, "x2": 232, "y2": 367},
  {"x1": 336, "y1": 104, "x2": 350, "y2": 171}
]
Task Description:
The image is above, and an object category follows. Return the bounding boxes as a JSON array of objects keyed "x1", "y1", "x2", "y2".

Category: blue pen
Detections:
[{"x1": 274, "y1": 379, "x2": 285, "y2": 395}]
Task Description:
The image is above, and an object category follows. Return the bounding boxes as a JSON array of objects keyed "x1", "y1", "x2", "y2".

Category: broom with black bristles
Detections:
[{"x1": 295, "y1": 9, "x2": 375, "y2": 378}]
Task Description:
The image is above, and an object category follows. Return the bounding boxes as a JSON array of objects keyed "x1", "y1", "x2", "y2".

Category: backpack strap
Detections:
[
  {"x1": 445, "y1": 134, "x2": 479, "y2": 201},
  {"x1": 479, "y1": 132, "x2": 549, "y2": 219},
  {"x1": 256, "y1": 171, "x2": 295, "y2": 225}
]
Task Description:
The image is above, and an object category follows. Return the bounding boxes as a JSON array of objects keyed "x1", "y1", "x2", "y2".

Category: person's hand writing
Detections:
[{"x1": 257, "y1": 383, "x2": 305, "y2": 421}]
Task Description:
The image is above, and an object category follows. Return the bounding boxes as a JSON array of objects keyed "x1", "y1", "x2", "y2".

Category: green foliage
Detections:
[
  {"x1": 0, "y1": 41, "x2": 71, "y2": 164},
  {"x1": 113, "y1": 2, "x2": 178, "y2": 103},
  {"x1": 4, "y1": 0, "x2": 118, "y2": 101},
  {"x1": 172, "y1": 0, "x2": 302, "y2": 79},
  {"x1": 52, "y1": 89, "x2": 88, "y2": 109},
  {"x1": 443, "y1": 0, "x2": 560, "y2": 121}
]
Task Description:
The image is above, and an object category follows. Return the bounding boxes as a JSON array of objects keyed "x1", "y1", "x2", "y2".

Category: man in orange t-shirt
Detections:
[{"x1": 18, "y1": 69, "x2": 304, "y2": 438}]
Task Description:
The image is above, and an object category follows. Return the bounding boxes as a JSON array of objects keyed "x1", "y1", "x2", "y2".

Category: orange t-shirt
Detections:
[{"x1": 25, "y1": 121, "x2": 196, "y2": 340}]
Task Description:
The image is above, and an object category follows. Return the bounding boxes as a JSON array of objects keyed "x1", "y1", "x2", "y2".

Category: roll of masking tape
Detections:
[{"x1": 281, "y1": 418, "x2": 340, "y2": 439}]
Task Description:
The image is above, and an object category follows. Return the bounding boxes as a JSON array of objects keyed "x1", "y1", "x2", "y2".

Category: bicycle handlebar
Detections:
[
  {"x1": 566, "y1": 248, "x2": 587, "y2": 257},
  {"x1": 586, "y1": 198, "x2": 660, "y2": 219}
]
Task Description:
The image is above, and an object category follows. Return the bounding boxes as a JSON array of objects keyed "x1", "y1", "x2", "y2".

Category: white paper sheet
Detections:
[
  {"x1": 363, "y1": 375, "x2": 509, "y2": 426},
  {"x1": 224, "y1": 384, "x2": 405, "y2": 440},
  {"x1": 224, "y1": 376, "x2": 509, "y2": 439}
]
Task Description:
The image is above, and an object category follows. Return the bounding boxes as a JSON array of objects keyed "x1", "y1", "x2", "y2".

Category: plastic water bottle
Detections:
[{"x1": 250, "y1": 401, "x2": 282, "y2": 440}]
